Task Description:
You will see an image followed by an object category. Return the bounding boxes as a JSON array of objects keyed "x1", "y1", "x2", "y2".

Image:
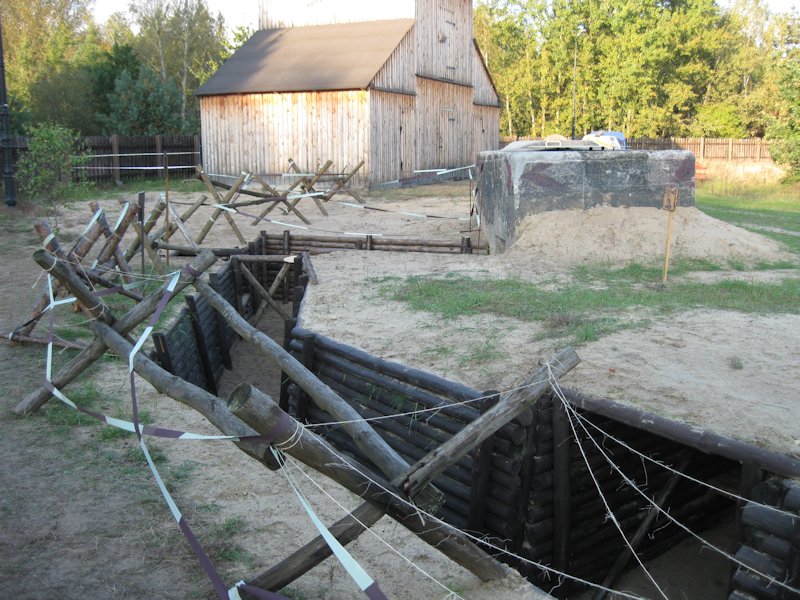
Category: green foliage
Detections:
[
  {"x1": 766, "y1": 32, "x2": 800, "y2": 178},
  {"x1": 102, "y1": 67, "x2": 184, "y2": 135},
  {"x1": 15, "y1": 122, "x2": 93, "y2": 206},
  {"x1": 90, "y1": 42, "x2": 142, "y2": 128},
  {"x1": 475, "y1": 0, "x2": 790, "y2": 138}
]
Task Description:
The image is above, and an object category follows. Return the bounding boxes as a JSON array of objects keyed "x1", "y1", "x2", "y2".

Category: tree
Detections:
[
  {"x1": 0, "y1": 0, "x2": 94, "y2": 113},
  {"x1": 102, "y1": 66, "x2": 183, "y2": 135},
  {"x1": 130, "y1": 0, "x2": 228, "y2": 132},
  {"x1": 16, "y1": 122, "x2": 92, "y2": 216},
  {"x1": 766, "y1": 13, "x2": 800, "y2": 178},
  {"x1": 90, "y1": 42, "x2": 142, "y2": 129}
]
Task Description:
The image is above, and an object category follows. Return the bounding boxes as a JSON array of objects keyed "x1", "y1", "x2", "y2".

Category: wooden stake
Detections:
[{"x1": 661, "y1": 186, "x2": 678, "y2": 283}]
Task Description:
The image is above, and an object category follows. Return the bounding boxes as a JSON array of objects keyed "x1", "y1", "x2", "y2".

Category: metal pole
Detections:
[{"x1": 0, "y1": 18, "x2": 16, "y2": 206}]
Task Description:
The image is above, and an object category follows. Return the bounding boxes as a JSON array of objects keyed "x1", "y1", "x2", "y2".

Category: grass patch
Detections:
[
  {"x1": 386, "y1": 273, "x2": 800, "y2": 345},
  {"x1": 86, "y1": 177, "x2": 206, "y2": 201},
  {"x1": 696, "y1": 182, "x2": 800, "y2": 256}
]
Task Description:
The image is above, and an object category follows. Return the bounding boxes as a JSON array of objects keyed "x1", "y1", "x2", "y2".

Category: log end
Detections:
[{"x1": 228, "y1": 382, "x2": 254, "y2": 413}]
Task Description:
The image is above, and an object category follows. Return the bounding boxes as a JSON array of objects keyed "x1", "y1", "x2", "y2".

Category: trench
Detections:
[{"x1": 151, "y1": 234, "x2": 800, "y2": 599}]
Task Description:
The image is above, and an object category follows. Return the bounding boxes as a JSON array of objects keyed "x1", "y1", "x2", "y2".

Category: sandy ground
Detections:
[{"x1": 2, "y1": 182, "x2": 798, "y2": 599}]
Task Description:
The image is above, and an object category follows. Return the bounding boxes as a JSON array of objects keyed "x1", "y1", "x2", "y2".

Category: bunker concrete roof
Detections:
[{"x1": 196, "y1": 19, "x2": 415, "y2": 96}]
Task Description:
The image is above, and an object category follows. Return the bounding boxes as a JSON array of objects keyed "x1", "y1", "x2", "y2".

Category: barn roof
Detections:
[{"x1": 196, "y1": 19, "x2": 415, "y2": 96}]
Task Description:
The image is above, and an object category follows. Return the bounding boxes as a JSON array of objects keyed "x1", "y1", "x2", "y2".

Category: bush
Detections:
[{"x1": 15, "y1": 122, "x2": 93, "y2": 209}]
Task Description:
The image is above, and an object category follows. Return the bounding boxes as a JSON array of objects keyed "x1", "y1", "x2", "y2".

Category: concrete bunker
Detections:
[{"x1": 476, "y1": 144, "x2": 696, "y2": 253}]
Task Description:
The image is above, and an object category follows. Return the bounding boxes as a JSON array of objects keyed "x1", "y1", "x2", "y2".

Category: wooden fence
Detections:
[
  {"x1": 500, "y1": 136, "x2": 773, "y2": 162},
  {"x1": 1, "y1": 134, "x2": 201, "y2": 182}
]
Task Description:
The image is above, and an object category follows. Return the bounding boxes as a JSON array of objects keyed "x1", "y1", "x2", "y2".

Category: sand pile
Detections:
[{"x1": 502, "y1": 206, "x2": 791, "y2": 268}]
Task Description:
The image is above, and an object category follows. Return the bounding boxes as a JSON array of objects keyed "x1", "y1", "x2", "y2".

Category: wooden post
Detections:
[
  {"x1": 729, "y1": 138, "x2": 734, "y2": 161},
  {"x1": 238, "y1": 261, "x2": 291, "y2": 321},
  {"x1": 208, "y1": 272, "x2": 233, "y2": 370},
  {"x1": 700, "y1": 137, "x2": 705, "y2": 159},
  {"x1": 111, "y1": 135, "x2": 121, "y2": 184},
  {"x1": 468, "y1": 391, "x2": 500, "y2": 531},
  {"x1": 138, "y1": 192, "x2": 146, "y2": 274},
  {"x1": 152, "y1": 332, "x2": 175, "y2": 373},
  {"x1": 296, "y1": 332, "x2": 316, "y2": 422},
  {"x1": 552, "y1": 392, "x2": 572, "y2": 599},
  {"x1": 592, "y1": 454, "x2": 693, "y2": 600},
  {"x1": 661, "y1": 186, "x2": 678, "y2": 284},
  {"x1": 186, "y1": 295, "x2": 218, "y2": 395},
  {"x1": 279, "y1": 318, "x2": 296, "y2": 411}
]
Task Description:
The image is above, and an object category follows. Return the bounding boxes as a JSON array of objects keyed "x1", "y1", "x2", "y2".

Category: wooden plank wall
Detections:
[
  {"x1": 370, "y1": 91, "x2": 416, "y2": 183},
  {"x1": 472, "y1": 44, "x2": 500, "y2": 108},
  {"x1": 371, "y1": 28, "x2": 417, "y2": 93},
  {"x1": 415, "y1": 0, "x2": 473, "y2": 85},
  {"x1": 473, "y1": 104, "x2": 500, "y2": 158},
  {"x1": 200, "y1": 91, "x2": 371, "y2": 187},
  {"x1": 416, "y1": 77, "x2": 474, "y2": 170},
  {"x1": 259, "y1": 0, "x2": 415, "y2": 29}
]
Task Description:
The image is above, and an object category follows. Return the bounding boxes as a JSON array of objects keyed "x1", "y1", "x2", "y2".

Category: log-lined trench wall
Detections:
[
  {"x1": 151, "y1": 232, "x2": 799, "y2": 597},
  {"x1": 730, "y1": 479, "x2": 800, "y2": 600}
]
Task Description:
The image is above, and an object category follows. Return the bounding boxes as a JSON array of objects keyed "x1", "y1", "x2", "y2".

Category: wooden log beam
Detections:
[
  {"x1": 14, "y1": 251, "x2": 218, "y2": 415},
  {"x1": 401, "y1": 347, "x2": 580, "y2": 498},
  {"x1": 1, "y1": 331, "x2": 85, "y2": 350},
  {"x1": 124, "y1": 195, "x2": 166, "y2": 261},
  {"x1": 236, "y1": 260, "x2": 291, "y2": 321},
  {"x1": 591, "y1": 454, "x2": 692, "y2": 600},
  {"x1": 194, "y1": 278, "x2": 442, "y2": 508},
  {"x1": 228, "y1": 383, "x2": 510, "y2": 586},
  {"x1": 562, "y1": 389, "x2": 800, "y2": 478},
  {"x1": 89, "y1": 201, "x2": 138, "y2": 283},
  {"x1": 300, "y1": 252, "x2": 317, "y2": 285}
]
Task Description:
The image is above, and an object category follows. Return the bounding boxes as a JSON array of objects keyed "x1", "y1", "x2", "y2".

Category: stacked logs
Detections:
[
  {"x1": 257, "y1": 230, "x2": 488, "y2": 255},
  {"x1": 729, "y1": 479, "x2": 800, "y2": 599},
  {"x1": 284, "y1": 327, "x2": 529, "y2": 544}
]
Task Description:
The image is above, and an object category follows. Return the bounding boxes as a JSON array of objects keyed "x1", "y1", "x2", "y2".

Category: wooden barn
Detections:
[{"x1": 196, "y1": 0, "x2": 500, "y2": 187}]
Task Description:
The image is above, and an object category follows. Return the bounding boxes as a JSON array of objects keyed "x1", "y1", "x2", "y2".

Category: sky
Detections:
[{"x1": 91, "y1": 0, "x2": 799, "y2": 34}]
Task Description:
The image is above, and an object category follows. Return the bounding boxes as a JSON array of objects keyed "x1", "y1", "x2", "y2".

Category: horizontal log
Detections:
[
  {"x1": 2, "y1": 331, "x2": 85, "y2": 350},
  {"x1": 301, "y1": 341, "x2": 526, "y2": 445},
  {"x1": 731, "y1": 567, "x2": 782, "y2": 600},
  {"x1": 292, "y1": 327, "x2": 483, "y2": 407},
  {"x1": 401, "y1": 347, "x2": 579, "y2": 499},
  {"x1": 314, "y1": 364, "x2": 517, "y2": 458},
  {"x1": 735, "y1": 546, "x2": 786, "y2": 579},
  {"x1": 743, "y1": 503, "x2": 799, "y2": 539},
  {"x1": 562, "y1": 388, "x2": 800, "y2": 478},
  {"x1": 783, "y1": 483, "x2": 800, "y2": 512}
]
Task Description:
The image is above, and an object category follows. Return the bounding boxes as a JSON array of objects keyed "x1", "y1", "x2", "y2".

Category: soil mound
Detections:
[{"x1": 503, "y1": 206, "x2": 791, "y2": 267}]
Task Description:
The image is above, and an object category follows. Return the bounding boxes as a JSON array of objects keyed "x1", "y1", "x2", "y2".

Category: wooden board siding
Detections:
[
  {"x1": 414, "y1": 0, "x2": 473, "y2": 85},
  {"x1": 415, "y1": 77, "x2": 474, "y2": 170},
  {"x1": 259, "y1": 0, "x2": 415, "y2": 29},
  {"x1": 371, "y1": 27, "x2": 417, "y2": 94},
  {"x1": 472, "y1": 43, "x2": 500, "y2": 108},
  {"x1": 199, "y1": 91, "x2": 371, "y2": 187},
  {"x1": 473, "y1": 104, "x2": 500, "y2": 157},
  {"x1": 369, "y1": 90, "x2": 416, "y2": 184}
]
